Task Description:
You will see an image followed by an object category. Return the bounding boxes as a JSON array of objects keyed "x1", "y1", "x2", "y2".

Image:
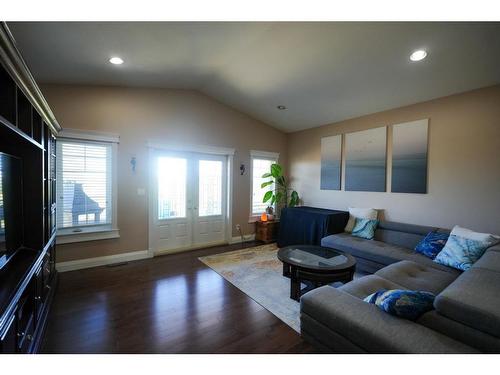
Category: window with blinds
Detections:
[
  {"x1": 251, "y1": 158, "x2": 275, "y2": 215},
  {"x1": 56, "y1": 139, "x2": 112, "y2": 230}
]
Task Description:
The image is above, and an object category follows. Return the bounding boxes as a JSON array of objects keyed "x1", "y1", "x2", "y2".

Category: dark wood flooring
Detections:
[{"x1": 41, "y1": 241, "x2": 316, "y2": 353}]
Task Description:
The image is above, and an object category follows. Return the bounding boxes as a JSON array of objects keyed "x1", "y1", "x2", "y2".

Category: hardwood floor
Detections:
[{"x1": 41, "y1": 241, "x2": 317, "y2": 353}]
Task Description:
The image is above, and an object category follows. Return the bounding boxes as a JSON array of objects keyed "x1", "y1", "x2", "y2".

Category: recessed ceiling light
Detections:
[
  {"x1": 109, "y1": 57, "x2": 124, "y2": 65},
  {"x1": 277, "y1": 105, "x2": 287, "y2": 110},
  {"x1": 410, "y1": 50, "x2": 427, "y2": 62}
]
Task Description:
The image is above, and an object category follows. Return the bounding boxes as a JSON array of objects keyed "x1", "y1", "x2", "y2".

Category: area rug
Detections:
[{"x1": 198, "y1": 244, "x2": 303, "y2": 333}]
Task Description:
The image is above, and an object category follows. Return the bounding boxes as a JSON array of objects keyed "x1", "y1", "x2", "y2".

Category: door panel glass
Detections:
[
  {"x1": 198, "y1": 160, "x2": 222, "y2": 217},
  {"x1": 158, "y1": 157, "x2": 187, "y2": 219}
]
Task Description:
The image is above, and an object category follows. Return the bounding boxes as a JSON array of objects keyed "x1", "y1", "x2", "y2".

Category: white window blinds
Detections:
[
  {"x1": 56, "y1": 139, "x2": 112, "y2": 230},
  {"x1": 251, "y1": 158, "x2": 275, "y2": 215}
]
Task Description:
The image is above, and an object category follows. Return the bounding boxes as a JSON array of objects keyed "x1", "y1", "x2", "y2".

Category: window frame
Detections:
[
  {"x1": 249, "y1": 150, "x2": 280, "y2": 220},
  {"x1": 55, "y1": 129, "x2": 119, "y2": 244}
]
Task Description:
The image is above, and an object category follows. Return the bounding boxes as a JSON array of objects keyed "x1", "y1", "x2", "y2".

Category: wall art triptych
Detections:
[{"x1": 320, "y1": 119, "x2": 428, "y2": 194}]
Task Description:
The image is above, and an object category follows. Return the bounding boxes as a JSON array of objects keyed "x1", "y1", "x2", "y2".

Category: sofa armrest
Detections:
[{"x1": 300, "y1": 286, "x2": 478, "y2": 353}]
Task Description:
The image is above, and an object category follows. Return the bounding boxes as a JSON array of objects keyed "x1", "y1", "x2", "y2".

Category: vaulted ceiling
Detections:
[{"x1": 8, "y1": 22, "x2": 500, "y2": 132}]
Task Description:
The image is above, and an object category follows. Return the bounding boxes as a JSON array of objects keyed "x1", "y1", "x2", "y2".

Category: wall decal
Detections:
[
  {"x1": 320, "y1": 134, "x2": 342, "y2": 190},
  {"x1": 345, "y1": 126, "x2": 386, "y2": 192},
  {"x1": 392, "y1": 119, "x2": 428, "y2": 194}
]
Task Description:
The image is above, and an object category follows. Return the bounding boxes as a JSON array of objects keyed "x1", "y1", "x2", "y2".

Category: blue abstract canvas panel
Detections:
[
  {"x1": 392, "y1": 119, "x2": 428, "y2": 194},
  {"x1": 345, "y1": 127, "x2": 386, "y2": 192},
  {"x1": 320, "y1": 134, "x2": 342, "y2": 190}
]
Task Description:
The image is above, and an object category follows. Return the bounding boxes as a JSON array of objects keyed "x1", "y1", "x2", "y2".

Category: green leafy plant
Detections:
[{"x1": 261, "y1": 163, "x2": 299, "y2": 208}]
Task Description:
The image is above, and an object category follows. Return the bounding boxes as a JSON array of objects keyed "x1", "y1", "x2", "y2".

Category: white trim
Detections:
[
  {"x1": 58, "y1": 128, "x2": 120, "y2": 143},
  {"x1": 56, "y1": 228, "x2": 120, "y2": 244},
  {"x1": 154, "y1": 240, "x2": 228, "y2": 256},
  {"x1": 226, "y1": 153, "x2": 234, "y2": 245},
  {"x1": 56, "y1": 250, "x2": 151, "y2": 272},
  {"x1": 250, "y1": 152, "x2": 280, "y2": 216},
  {"x1": 250, "y1": 150, "x2": 280, "y2": 160},
  {"x1": 229, "y1": 234, "x2": 256, "y2": 244},
  {"x1": 148, "y1": 146, "x2": 234, "y2": 254},
  {"x1": 147, "y1": 147, "x2": 155, "y2": 258},
  {"x1": 56, "y1": 138, "x2": 119, "y2": 242},
  {"x1": 147, "y1": 141, "x2": 235, "y2": 156},
  {"x1": 111, "y1": 142, "x2": 118, "y2": 232}
]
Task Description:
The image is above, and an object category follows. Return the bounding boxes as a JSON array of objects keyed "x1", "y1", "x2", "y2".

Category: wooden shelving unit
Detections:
[{"x1": 0, "y1": 22, "x2": 61, "y2": 354}]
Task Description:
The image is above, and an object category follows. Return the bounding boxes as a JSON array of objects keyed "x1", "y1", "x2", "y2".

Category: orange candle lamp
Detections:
[{"x1": 260, "y1": 213, "x2": 268, "y2": 222}]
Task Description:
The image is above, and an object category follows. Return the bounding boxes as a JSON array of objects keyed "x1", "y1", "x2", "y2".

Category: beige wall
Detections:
[
  {"x1": 42, "y1": 84, "x2": 287, "y2": 262},
  {"x1": 287, "y1": 85, "x2": 500, "y2": 234}
]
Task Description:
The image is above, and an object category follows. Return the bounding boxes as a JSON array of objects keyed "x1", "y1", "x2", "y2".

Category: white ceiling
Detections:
[{"x1": 8, "y1": 22, "x2": 500, "y2": 133}]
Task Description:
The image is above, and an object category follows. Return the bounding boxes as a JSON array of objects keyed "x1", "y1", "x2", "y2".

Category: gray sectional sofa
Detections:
[{"x1": 300, "y1": 221, "x2": 500, "y2": 353}]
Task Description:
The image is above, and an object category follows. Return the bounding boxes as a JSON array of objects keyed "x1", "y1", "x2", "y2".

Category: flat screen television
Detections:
[{"x1": 0, "y1": 152, "x2": 24, "y2": 270}]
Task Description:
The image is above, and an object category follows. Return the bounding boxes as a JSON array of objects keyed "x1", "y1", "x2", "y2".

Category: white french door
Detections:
[{"x1": 150, "y1": 150, "x2": 228, "y2": 254}]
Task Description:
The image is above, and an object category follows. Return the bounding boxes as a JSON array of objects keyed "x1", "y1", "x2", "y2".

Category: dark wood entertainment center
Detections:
[{"x1": 0, "y1": 23, "x2": 60, "y2": 353}]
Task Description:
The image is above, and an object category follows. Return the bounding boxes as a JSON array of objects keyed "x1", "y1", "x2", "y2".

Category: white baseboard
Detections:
[
  {"x1": 229, "y1": 234, "x2": 256, "y2": 244},
  {"x1": 56, "y1": 250, "x2": 152, "y2": 272},
  {"x1": 154, "y1": 240, "x2": 226, "y2": 256},
  {"x1": 56, "y1": 235, "x2": 256, "y2": 272},
  {"x1": 154, "y1": 236, "x2": 255, "y2": 256}
]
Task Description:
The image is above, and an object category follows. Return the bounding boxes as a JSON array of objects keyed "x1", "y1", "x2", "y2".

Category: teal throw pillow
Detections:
[
  {"x1": 364, "y1": 289, "x2": 436, "y2": 321},
  {"x1": 434, "y1": 234, "x2": 490, "y2": 271},
  {"x1": 351, "y1": 218, "x2": 378, "y2": 240}
]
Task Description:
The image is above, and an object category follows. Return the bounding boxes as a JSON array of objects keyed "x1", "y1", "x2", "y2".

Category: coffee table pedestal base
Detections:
[{"x1": 286, "y1": 265, "x2": 354, "y2": 301}]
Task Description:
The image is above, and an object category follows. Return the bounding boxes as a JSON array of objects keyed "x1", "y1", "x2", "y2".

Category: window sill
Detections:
[{"x1": 56, "y1": 228, "x2": 120, "y2": 244}]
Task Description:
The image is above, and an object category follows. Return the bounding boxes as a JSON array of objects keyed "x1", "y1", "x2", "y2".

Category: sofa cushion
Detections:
[
  {"x1": 321, "y1": 233, "x2": 414, "y2": 265},
  {"x1": 339, "y1": 274, "x2": 405, "y2": 299},
  {"x1": 300, "y1": 286, "x2": 478, "y2": 353},
  {"x1": 472, "y1": 250, "x2": 500, "y2": 273},
  {"x1": 418, "y1": 310, "x2": 500, "y2": 353},
  {"x1": 374, "y1": 221, "x2": 438, "y2": 249},
  {"x1": 486, "y1": 244, "x2": 500, "y2": 253},
  {"x1": 406, "y1": 252, "x2": 461, "y2": 275},
  {"x1": 434, "y1": 268, "x2": 500, "y2": 337},
  {"x1": 375, "y1": 261, "x2": 458, "y2": 295},
  {"x1": 301, "y1": 312, "x2": 365, "y2": 353}
]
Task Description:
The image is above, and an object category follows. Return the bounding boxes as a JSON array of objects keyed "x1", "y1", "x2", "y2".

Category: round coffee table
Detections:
[{"x1": 277, "y1": 245, "x2": 356, "y2": 301}]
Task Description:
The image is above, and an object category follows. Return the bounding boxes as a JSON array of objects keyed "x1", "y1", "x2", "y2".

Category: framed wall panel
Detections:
[
  {"x1": 345, "y1": 126, "x2": 386, "y2": 192},
  {"x1": 392, "y1": 119, "x2": 428, "y2": 194},
  {"x1": 320, "y1": 134, "x2": 342, "y2": 190}
]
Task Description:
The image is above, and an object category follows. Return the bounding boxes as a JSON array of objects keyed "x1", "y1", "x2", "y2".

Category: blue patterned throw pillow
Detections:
[
  {"x1": 414, "y1": 231, "x2": 449, "y2": 259},
  {"x1": 434, "y1": 234, "x2": 490, "y2": 271},
  {"x1": 351, "y1": 218, "x2": 378, "y2": 240},
  {"x1": 363, "y1": 289, "x2": 436, "y2": 321}
]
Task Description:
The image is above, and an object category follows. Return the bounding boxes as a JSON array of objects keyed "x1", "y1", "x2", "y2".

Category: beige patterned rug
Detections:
[{"x1": 199, "y1": 244, "x2": 302, "y2": 332}]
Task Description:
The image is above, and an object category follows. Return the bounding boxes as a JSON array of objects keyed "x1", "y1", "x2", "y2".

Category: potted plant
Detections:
[{"x1": 261, "y1": 163, "x2": 299, "y2": 216}]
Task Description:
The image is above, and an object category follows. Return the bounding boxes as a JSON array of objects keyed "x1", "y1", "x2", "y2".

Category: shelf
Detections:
[
  {"x1": 17, "y1": 87, "x2": 33, "y2": 136},
  {"x1": 0, "y1": 62, "x2": 16, "y2": 125},
  {"x1": 0, "y1": 114, "x2": 43, "y2": 150}
]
